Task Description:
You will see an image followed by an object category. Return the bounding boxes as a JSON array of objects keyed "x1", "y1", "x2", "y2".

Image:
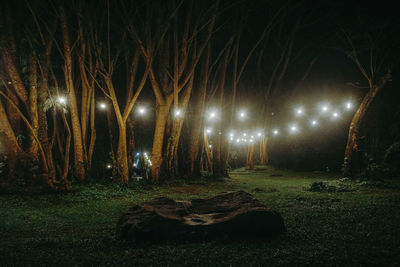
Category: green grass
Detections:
[{"x1": 1, "y1": 166, "x2": 400, "y2": 266}]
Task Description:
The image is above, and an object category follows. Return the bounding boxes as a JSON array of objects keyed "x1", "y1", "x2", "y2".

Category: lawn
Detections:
[{"x1": 1, "y1": 166, "x2": 400, "y2": 266}]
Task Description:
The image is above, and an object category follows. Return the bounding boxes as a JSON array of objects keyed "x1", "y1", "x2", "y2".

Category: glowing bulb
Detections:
[
  {"x1": 289, "y1": 125, "x2": 299, "y2": 134},
  {"x1": 257, "y1": 132, "x2": 262, "y2": 137},
  {"x1": 297, "y1": 109, "x2": 303, "y2": 114},
  {"x1": 206, "y1": 128, "x2": 212, "y2": 134},
  {"x1": 236, "y1": 139, "x2": 240, "y2": 143},
  {"x1": 99, "y1": 102, "x2": 107, "y2": 110},
  {"x1": 106, "y1": 164, "x2": 112, "y2": 169},
  {"x1": 136, "y1": 152, "x2": 140, "y2": 156},
  {"x1": 250, "y1": 135, "x2": 254, "y2": 139},
  {"x1": 273, "y1": 129, "x2": 279, "y2": 135},
  {"x1": 311, "y1": 120, "x2": 317, "y2": 126},
  {"x1": 175, "y1": 109, "x2": 182, "y2": 117},
  {"x1": 243, "y1": 133, "x2": 247, "y2": 137},
  {"x1": 229, "y1": 133, "x2": 234, "y2": 137},
  {"x1": 138, "y1": 107, "x2": 146, "y2": 114},
  {"x1": 322, "y1": 106, "x2": 328, "y2": 112},
  {"x1": 346, "y1": 102, "x2": 352, "y2": 109},
  {"x1": 333, "y1": 112, "x2": 339, "y2": 118},
  {"x1": 238, "y1": 110, "x2": 246, "y2": 119},
  {"x1": 208, "y1": 144, "x2": 212, "y2": 148},
  {"x1": 57, "y1": 96, "x2": 67, "y2": 104}
]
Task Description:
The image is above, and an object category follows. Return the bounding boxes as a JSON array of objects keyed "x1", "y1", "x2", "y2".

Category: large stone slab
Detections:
[{"x1": 116, "y1": 190, "x2": 285, "y2": 242}]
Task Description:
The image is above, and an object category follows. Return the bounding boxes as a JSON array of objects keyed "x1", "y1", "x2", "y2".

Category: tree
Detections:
[
  {"x1": 341, "y1": 31, "x2": 393, "y2": 177},
  {"x1": 129, "y1": 0, "x2": 217, "y2": 181}
]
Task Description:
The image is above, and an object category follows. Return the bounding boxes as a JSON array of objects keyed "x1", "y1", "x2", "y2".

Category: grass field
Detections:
[{"x1": 1, "y1": 166, "x2": 400, "y2": 266}]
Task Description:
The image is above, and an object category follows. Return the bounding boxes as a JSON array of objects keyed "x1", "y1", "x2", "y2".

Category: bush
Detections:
[{"x1": 383, "y1": 142, "x2": 400, "y2": 177}]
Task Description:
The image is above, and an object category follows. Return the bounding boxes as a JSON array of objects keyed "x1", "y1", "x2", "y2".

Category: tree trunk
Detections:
[
  {"x1": 259, "y1": 135, "x2": 269, "y2": 165},
  {"x1": 60, "y1": 7, "x2": 86, "y2": 182},
  {"x1": 166, "y1": 80, "x2": 193, "y2": 178},
  {"x1": 151, "y1": 104, "x2": 170, "y2": 182},
  {"x1": 246, "y1": 143, "x2": 255, "y2": 170},
  {"x1": 343, "y1": 70, "x2": 391, "y2": 177},
  {"x1": 28, "y1": 55, "x2": 39, "y2": 157},
  {"x1": 203, "y1": 130, "x2": 213, "y2": 173},
  {"x1": 0, "y1": 99, "x2": 22, "y2": 182},
  {"x1": 127, "y1": 117, "x2": 135, "y2": 177},
  {"x1": 116, "y1": 124, "x2": 129, "y2": 184}
]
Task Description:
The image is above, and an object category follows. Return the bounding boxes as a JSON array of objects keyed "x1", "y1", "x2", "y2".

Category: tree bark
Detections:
[
  {"x1": 343, "y1": 70, "x2": 391, "y2": 177},
  {"x1": 28, "y1": 55, "x2": 39, "y2": 157},
  {"x1": 60, "y1": 6, "x2": 86, "y2": 181},
  {"x1": 246, "y1": 143, "x2": 255, "y2": 170},
  {"x1": 151, "y1": 103, "x2": 171, "y2": 182}
]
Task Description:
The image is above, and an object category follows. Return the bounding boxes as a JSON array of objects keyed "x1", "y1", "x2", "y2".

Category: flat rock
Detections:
[{"x1": 116, "y1": 190, "x2": 285, "y2": 242}]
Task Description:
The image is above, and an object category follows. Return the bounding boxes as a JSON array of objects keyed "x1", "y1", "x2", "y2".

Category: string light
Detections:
[
  {"x1": 138, "y1": 107, "x2": 146, "y2": 115},
  {"x1": 175, "y1": 109, "x2": 182, "y2": 117},
  {"x1": 289, "y1": 124, "x2": 299, "y2": 134},
  {"x1": 206, "y1": 128, "x2": 212, "y2": 134},
  {"x1": 346, "y1": 102, "x2": 352, "y2": 109},
  {"x1": 311, "y1": 120, "x2": 318, "y2": 126},
  {"x1": 207, "y1": 109, "x2": 219, "y2": 121},
  {"x1": 106, "y1": 164, "x2": 112, "y2": 169},
  {"x1": 238, "y1": 109, "x2": 247, "y2": 120},
  {"x1": 273, "y1": 129, "x2": 279, "y2": 135},
  {"x1": 296, "y1": 108, "x2": 304, "y2": 115},
  {"x1": 257, "y1": 132, "x2": 262, "y2": 137},
  {"x1": 99, "y1": 102, "x2": 107, "y2": 110},
  {"x1": 57, "y1": 96, "x2": 67, "y2": 104}
]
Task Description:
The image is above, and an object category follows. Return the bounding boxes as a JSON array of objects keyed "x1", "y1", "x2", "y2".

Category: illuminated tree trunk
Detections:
[
  {"x1": 127, "y1": 117, "x2": 135, "y2": 176},
  {"x1": 60, "y1": 7, "x2": 86, "y2": 182},
  {"x1": 203, "y1": 131, "x2": 213, "y2": 173},
  {"x1": 0, "y1": 99, "x2": 22, "y2": 181},
  {"x1": 187, "y1": 50, "x2": 208, "y2": 177},
  {"x1": 116, "y1": 124, "x2": 129, "y2": 184},
  {"x1": 106, "y1": 107, "x2": 117, "y2": 177},
  {"x1": 259, "y1": 136, "x2": 269, "y2": 165},
  {"x1": 151, "y1": 103, "x2": 171, "y2": 182},
  {"x1": 28, "y1": 55, "x2": 39, "y2": 157},
  {"x1": 246, "y1": 143, "x2": 255, "y2": 170},
  {"x1": 343, "y1": 70, "x2": 391, "y2": 177},
  {"x1": 166, "y1": 78, "x2": 193, "y2": 178}
]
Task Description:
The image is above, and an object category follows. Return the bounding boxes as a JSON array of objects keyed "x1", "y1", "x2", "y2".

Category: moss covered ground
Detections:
[{"x1": 1, "y1": 166, "x2": 400, "y2": 266}]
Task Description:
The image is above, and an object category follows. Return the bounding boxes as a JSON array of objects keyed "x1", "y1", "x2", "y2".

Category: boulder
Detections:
[{"x1": 116, "y1": 190, "x2": 285, "y2": 242}]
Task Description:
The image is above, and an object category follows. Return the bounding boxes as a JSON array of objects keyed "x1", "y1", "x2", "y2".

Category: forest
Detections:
[{"x1": 0, "y1": 0, "x2": 399, "y2": 266}]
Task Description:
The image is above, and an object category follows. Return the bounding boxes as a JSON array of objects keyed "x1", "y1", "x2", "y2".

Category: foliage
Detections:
[
  {"x1": 1, "y1": 167, "x2": 400, "y2": 266},
  {"x1": 383, "y1": 142, "x2": 400, "y2": 176},
  {"x1": 12, "y1": 157, "x2": 41, "y2": 188},
  {"x1": 359, "y1": 152, "x2": 391, "y2": 180},
  {"x1": 305, "y1": 178, "x2": 385, "y2": 193}
]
